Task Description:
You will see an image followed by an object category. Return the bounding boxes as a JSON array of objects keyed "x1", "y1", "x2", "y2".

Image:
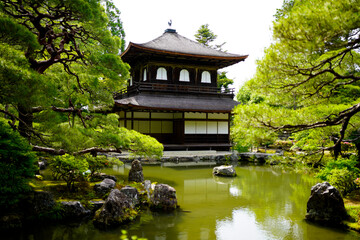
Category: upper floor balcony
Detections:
[{"x1": 114, "y1": 82, "x2": 235, "y2": 100}]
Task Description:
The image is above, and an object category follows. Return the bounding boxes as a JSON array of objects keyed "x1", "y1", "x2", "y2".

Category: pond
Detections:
[{"x1": 5, "y1": 163, "x2": 360, "y2": 240}]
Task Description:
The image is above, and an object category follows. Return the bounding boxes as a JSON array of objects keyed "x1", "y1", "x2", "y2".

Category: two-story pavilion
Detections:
[{"x1": 115, "y1": 28, "x2": 247, "y2": 150}]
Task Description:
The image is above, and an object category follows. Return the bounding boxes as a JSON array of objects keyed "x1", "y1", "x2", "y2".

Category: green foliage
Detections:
[
  {"x1": 232, "y1": 0, "x2": 360, "y2": 158},
  {"x1": 317, "y1": 156, "x2": 360, "y2": 180},
  {"x1": 194, "y1": 24, "x2": 217, "y2": 46},
  {"x1": 236, "y1": 84, "x2": 264, "y2": 105},
  {"x1": 85, "y1": 154, "x2": 123, "y2": 178},
  {"x1": 0, "y1": 0, "x2": 162, "y2": 161},
  {"x1": 232, "y1": 104, "x2": 279, "y2": 148},
  {"x1": 327, "y1": 168, "x2": 356, "y2": 196},
  {"x1": 120, "y1": 229, "x2": 147, "y2": 240},
  {"x1": 129, "y1": 130, "x2": 164, "y2": 159},
  {"x1": 233, "y1": 141, "x2": 250, "y2": 153},
  {"x1": 317, "y1": 156, "x2": 360, "y2": 195},
  {"x1": 0, "y1": 119, "x2": 37, "y2": 207},
  {"x1": 104, "y1": 0, "x2": 126, "y2": 52},
  {"x1": 0, "y1": 17, "x2": 40, "y2": 51},
  {"x1": 217, "y1": 71, "x2": 234, "y2": 89},
  {"x1": 50, "y1": 154, "x2": 89, "y2": 191},
  {"x1": 194, "y1": 24, "x2": 226, "y2": 50}
]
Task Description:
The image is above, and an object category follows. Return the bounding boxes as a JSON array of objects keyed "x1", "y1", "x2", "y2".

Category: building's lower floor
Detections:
[{"x1": 117, "y1": 110, "x2": 232, "y2": 150}]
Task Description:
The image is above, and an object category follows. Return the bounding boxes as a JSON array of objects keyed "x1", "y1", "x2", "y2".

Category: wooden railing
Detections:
[{"x1": 114, "y1": 82, "x2": 235, "y2": 99}]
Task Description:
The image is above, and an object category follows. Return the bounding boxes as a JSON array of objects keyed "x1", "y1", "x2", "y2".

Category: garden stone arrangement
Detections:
[
  {"x1": 0, "y1": 160, "x2": 179, "y2": 230},
  {"x1": 212, "y1": 165, "x2": 237, "y2": 177},
  {"x1": 306, "y1": 182, "x2": 348, "y2": 225}
]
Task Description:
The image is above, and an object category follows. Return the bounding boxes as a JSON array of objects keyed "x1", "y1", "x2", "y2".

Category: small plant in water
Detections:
[{"x1": 120, "y1": 230, "x2": 147, "y2": 240}]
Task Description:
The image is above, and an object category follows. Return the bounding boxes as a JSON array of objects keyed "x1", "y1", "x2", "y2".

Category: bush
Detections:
[
  {"x1": 50, "y1": 154, "x2": 89, "y2": 191},
  {"x1": 317, "y1": 156, "x2": 360, "y2": 196},
  {"x1": 327, "y1": 168, "x2": 357, "y2": 196},
  {"x1": 0, "y1": 119, "x2": 37, "y2": 207},
  {"x1": 84, "y1": 154, "x2": 123, "y2": 178}
]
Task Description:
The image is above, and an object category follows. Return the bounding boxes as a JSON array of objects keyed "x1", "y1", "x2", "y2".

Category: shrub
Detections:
[
  {"x1": 50, "y1": 154, "x2": 89, "y2": 191},
  {"x1": 317, "y1": 156, "x2": 360, "y2": 180},
  {"x1": 327, "y1": 168, "x2": 357, "y2": 196},
  {"x1": 0, "y1": 119, "x2": 37, "y2": 207},
  {"x1": 317, "y1": 156, "x2": 360, "y2": 196},
  {"x1": 84, "y1": 154, "x2": 123, "y2": 178}
]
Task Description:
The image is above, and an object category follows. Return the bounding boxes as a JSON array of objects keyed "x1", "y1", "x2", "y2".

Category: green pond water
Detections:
[{"x1": 5, "y1": 163, "x2": 360, "y2": 240}]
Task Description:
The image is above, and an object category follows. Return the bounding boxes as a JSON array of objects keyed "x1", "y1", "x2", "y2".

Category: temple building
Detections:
[{"x1": 115, "y1": 28, "x2": 247, "y2": 150}]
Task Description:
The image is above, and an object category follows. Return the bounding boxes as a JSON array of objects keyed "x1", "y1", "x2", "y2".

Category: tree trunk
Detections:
[
  {"x1": 355, "y1": 142, "x2": 360, "y2": 168},
  {"x1": 331, "y1": 136, "x2": 341, "y2": 160},
  {"x1": 18, "y1": 104, "x2": 33, "y2": 140}
]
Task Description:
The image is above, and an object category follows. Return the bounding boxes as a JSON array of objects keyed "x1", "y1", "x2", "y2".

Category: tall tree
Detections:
[
  {"x1": 232, "y1": 0, "x2": 360, "y2": 159},
  {"x1": 0, "y1": 0, "x2": 163, "y2": 158},
  {"x1": 194, "y1": 24, "x2": 226, "y2": 50},
  {"x1": 217, "y1": 71, "x2": 234, "y2": 90},
  {"x1": 195, "y1": 24, "x2": 232, "y2": 90}
]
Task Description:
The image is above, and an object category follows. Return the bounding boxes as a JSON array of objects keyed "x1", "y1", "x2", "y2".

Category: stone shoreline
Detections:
[{"x1": 104, "y1": 151, "x2": 278, "y2": 165}]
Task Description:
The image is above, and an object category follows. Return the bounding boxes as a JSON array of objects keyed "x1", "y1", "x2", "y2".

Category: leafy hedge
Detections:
[{"x1": 0, "y1": 119, "x2": 37, "y2": 207}]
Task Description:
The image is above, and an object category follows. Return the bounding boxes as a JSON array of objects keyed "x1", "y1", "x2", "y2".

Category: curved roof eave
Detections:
[{"x1": 121, "y1": 42, "x2": 248, "y2": 62}]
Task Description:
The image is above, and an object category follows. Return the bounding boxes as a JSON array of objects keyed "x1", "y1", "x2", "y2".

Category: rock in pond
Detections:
[
  {"x1": 98, "y1": 173, "x2": 117, "y2": 182},
  {"x1": 120, "y1": 186, "x2": 140, "y2": 208},
  {"x1": 213, "y1": 165, "x2": 237, "y2": 177},
  {"x1": 60, "y1": 201, "x2": 91, "y2": 220},
  {"x1": 93, "y1": 189, "x2": 137, "y2": 228},
  {"x1": 128, "y1": 160, "x2": 144, "y2": 182},
  {"x1": 26, "y1": 191, "x2": 56, "y2": 216},
  {"x1": 143, "y1": 180, "x2": 152, "y2": 199},
  {"x1": 89, "y1": 200, "x2": 105, "y2": 212},
  {"x1": 150, "y1": 184, "x2": 178, "y2": 211},
  {"x1": 94, "y1": 178, "x2": 116, "y2": 196},
  {"x1": 306, "y1": 182, "x2": 348, "y2": 224}
]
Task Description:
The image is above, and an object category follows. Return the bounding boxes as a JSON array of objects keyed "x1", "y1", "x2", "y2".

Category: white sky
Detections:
[{"x1": 115, "y1": 0, "x2": 284, "y2": 92}]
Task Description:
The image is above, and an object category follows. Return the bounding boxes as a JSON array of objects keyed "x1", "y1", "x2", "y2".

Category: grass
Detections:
[{"x1": 344, "y1": 190, "x2": 360, "y2": 232}]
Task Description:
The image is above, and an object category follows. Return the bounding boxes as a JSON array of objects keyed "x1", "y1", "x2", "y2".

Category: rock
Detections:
[
  {"x1": 305, "y1": 182, "x2": 348, "y2": 224},
  {"x1": 94, "y1": 178, "x2": 116, "y2": 196},
  {"x1": 31, "y1": 191, "x2": 56, "y2": 216},
  {"x1": 0, "y1": 214, "x2": 23, "y2": 230},
  {"x1": 38, "y1": 161, "x2": 46, "y2": 170},
  {"x1": 212, "y1": 165, "x2": 237, "y2": 177},
  {"x1": 60, "y1": 201, "x2": 91, "y2": 219},
  {"x1": 93, "y1": 189, "x2": 137, "y2": 228},
  {"x1": 99, "y1": 173, "x2": 117, "y2": 182},
  {"x1": 90, "y1": 200, "x2": 105, "y2": 212},
  {"x1": 144, "y1": 180, "x2": 152, "y2": 199},
  {"x1": 150, "y1": 184, "x2": 177, "y2": 211},
  {"x1": 35, "y1": 175, "x2": 43, "y2": 180},
  {"x1": 128, "y1": 160, "x2": 144, "y2": 182},
  {"x1": 120, "y1": 186, "x2": 139, "y2": 208}
]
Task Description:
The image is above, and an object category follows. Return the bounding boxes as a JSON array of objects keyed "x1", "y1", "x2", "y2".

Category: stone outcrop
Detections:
[
  {"x1": 150, "y1": 184, "x2": 177, "y2": 211},
  {"x1": 120, "y1": 186, "x2": 139, "y2": 208},
  {"x1": 143, "y1": 180, "x2": 152, "y2": 199},
  {"x1": 128, "y1": 160, "x2": 144, "y2": 182},
  {"x1": 94, "y1": 178, "x2": 116, "y2": 196},
  {"x1": 98, "y1": 173, "x2": 117, "y2": 182},
  {"x1": 93, "y1": 189, "x2": 137, "y2": 228},
  {"x1": 213, "y1": 165, "x2": 237, "y2": 177},
  {"x1": 90, "y1": 200, "x2": 105, "y2": 212},
  {"x1": 306, "y1": 182, "x2": 348, "y2": 224},
  {"x1": 28, "y1": 191, "x2": 56, "y2": 216},
  {"x1": 60, "y1": 201, "x2": 91, "y2": 219}
]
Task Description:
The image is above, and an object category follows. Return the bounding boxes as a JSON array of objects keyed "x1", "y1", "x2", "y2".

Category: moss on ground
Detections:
[{"x1": 344, "y1": 191, "x2": 360, "y2": 232}]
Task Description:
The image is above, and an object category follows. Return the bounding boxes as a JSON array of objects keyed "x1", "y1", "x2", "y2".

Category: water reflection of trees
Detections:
[{"x1": 218, "y1": 166, "x2": 319, "y2": 239}]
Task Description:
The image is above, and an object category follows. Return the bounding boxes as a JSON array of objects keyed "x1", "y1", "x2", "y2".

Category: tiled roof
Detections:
[
  {"x1": 133, "y1": 29, "x2": 245, "y2": 58},
  {"x1": 114, "y1": 93, "x2": 239, "y2": 112}
]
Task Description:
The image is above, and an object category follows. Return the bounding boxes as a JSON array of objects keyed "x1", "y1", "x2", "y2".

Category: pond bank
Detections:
[
  {"x1": 3, "y1": 164, "x2": 360, "y2": 240},
  {"x1": 107, "y1": 150, "x2": 278, "y2": 164}
]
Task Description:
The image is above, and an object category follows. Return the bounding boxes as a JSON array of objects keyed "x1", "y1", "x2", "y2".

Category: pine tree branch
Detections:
[{"x1": 74, "y1": 147, "x2": 122, "y2": 155}]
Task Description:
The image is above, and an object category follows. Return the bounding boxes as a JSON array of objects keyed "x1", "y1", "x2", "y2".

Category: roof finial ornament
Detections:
[{"x1": 168, "y1": 19, "x2": 172, "y2": 27}]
